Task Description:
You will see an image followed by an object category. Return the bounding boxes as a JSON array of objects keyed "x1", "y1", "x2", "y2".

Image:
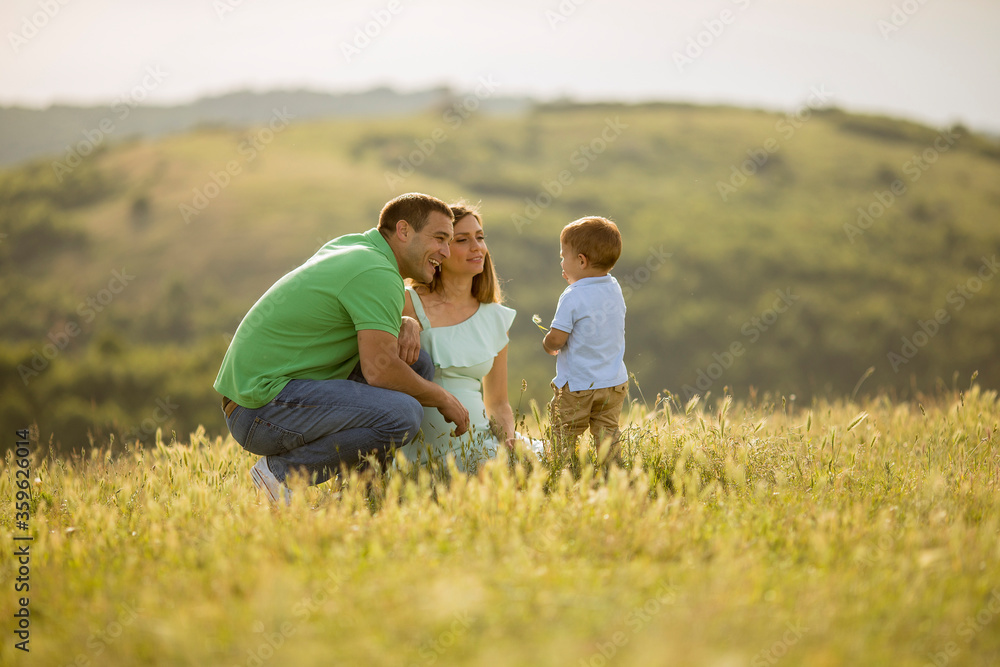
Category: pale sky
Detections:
[{"x1": 1, "y1": 0, "x2": 998, "y2": 133}]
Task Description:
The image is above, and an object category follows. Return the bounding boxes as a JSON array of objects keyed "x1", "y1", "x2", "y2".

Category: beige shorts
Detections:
[{"x1": 548, "y1": 381, "x2": 628, "y2": 452}]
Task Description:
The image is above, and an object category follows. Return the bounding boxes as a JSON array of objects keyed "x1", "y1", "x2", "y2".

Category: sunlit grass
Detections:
[{"x1": 2, "y1": 386, "x2": 999, "y2": 666}]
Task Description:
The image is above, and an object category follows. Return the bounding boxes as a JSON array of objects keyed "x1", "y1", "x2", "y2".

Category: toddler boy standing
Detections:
[{"x1": 542, "y1": 216, "x2": 628, "y2": 464}]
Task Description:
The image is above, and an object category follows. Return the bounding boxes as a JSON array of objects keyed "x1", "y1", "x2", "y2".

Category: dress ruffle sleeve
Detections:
[{"x1": 419, "y1": 301, "x2": 516, "y2": 369}]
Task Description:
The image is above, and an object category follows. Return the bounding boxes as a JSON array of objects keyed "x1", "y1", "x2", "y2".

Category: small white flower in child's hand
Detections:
[{"x1": 532, "y1": 314, "x2": 548, "y2": 331}]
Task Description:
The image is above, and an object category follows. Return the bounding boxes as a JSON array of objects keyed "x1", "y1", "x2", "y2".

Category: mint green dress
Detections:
[{"x1": 398, "y1": 286, "x2": 516, "y2": 472}]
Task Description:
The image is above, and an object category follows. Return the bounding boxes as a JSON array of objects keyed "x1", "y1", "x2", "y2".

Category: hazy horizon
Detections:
[{"x1": 2, "y1": 0, "x2": 998, "y2": 133}]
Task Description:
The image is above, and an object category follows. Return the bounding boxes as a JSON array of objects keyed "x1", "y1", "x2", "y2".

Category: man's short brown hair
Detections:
[
  {"x1": 378, "y1": 192, "x2": 453, "y2": 235},
  {"x1": 560, "y1": 216, "x2": 622, "y2": 270}
]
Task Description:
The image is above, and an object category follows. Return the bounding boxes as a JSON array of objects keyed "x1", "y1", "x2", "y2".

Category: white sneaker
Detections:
[{"x1": 250, "y1": 457, "x2": 291, "y2": 506}]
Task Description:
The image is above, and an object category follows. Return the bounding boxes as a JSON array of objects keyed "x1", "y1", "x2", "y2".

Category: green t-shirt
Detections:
[{"x1": 214, "y1": 228, "x2": 403, "y2": 408}]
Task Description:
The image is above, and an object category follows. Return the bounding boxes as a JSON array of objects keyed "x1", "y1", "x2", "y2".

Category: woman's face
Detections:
[{"x1": 441, "y1": 214, "x2": 487, "y2": 277}]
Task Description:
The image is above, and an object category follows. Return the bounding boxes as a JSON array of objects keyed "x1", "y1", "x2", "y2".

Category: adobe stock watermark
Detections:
[
  {"x1": 672, "y1": 0, "x2": 752, "y2": 73},
  {"x1": 121, "y1": 397, "x2": 180, "y2": 443},
  {"x1": 340, "y1": 0, "x2": 403, "y2": 62},
  {"x1": 716, "y1": 84, "x2": 833, "y2": 202},
  {"x1": 242, "y1": 567, "x2": 343, "y2": 666},
  {"x1": 844, "y1": 128, "x2": 960, "y2": 243},
  {"x1": 179, "y1": 107, "x2": 294, "y2": 224},
  {"x1": 681, "y1": 288, "x2": 799, "y2": 400},
  {"x1": 925, "y1": 588, "x2": 1000, "y2": 667},
  {"x1": 855, "y1": 531, "x2": 898, "y2": 569},
  {"x1": 887, "y1": 255, "x2": 998, "y2": 373},
  {"x1": 579, "y1": 582, "x2": 677, "y2": 667},
  {"x1": 545, "y1": 0, "x2": 589, "y2": 30},
  {"x1": 511, "y1": 116, "x2": 628, "y2": 233},
  {"x1": 384, "y1": 75, "x2": 501, "y2": 190},
  {"x1": 750, "y1": 620, "x2": 809, "y2": 666},
  {"x1": 530, "y1": 514, "x2": 568, "y2": 555},
  {"x1": 408, "y1": 611, "x2": 473, "y2": 666},
  {"x1": 59, "y1": 602, "x2": 141, "y2": 667},
  {"x1": 227, "y1": 271, "x2": 313, "y2": 347},
  {"x1": 878, "y1": 0, "x2": 932, "y2": 39},
  {"x1": 213, "y1": 0, "x2": 248, "y2": 20},
  {"x1": 17, "y1": 268, "x2": 135, "y2": 386},
  {"x1": 619, "y1": 245, "x2": 673, "y2": 301},
  {"x1": 8, "y1": 0, "x2": 71, "y2": 53},
  {"x1": 51, "y1": 65, "x2": 169, "y2": 182}
]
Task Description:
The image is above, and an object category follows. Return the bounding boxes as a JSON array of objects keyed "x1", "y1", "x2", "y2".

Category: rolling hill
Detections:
[{"x1": 2, "y1": 96, "x2": 999, "y2": 450}]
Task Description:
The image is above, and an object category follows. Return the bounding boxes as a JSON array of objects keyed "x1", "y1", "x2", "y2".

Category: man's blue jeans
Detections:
[{"x1": 223, "y1": 350, "x2": 434, "y2": 484}]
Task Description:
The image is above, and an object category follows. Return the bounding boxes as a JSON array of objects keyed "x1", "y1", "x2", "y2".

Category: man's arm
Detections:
[
  {"x1": 397, "y1": 290, "x2": 422, "y2": 365},
  {"x1": 542, "y1": 327, "x2": 570, "y2": 356},
  {"x1": 357, "y1": 328, "x2": 469, "y2": 435},
  {"x1": 397, "y1": 316, "x2": 422, "y2": 365}
]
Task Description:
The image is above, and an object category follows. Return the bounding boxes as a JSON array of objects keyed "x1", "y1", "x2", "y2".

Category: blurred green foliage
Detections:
[{"x1": 1, "y1": 102, "x2": 998, "y2": 452}]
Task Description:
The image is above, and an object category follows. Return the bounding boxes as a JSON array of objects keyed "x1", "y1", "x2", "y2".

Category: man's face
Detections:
[{"x1": 399, "y1": 211, "x2": 454, "y2": 282}]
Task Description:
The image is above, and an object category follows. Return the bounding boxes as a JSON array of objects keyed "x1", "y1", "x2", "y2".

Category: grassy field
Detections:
[{"x1": 2, "y1": 384, "x2": 998, "y2": 666}]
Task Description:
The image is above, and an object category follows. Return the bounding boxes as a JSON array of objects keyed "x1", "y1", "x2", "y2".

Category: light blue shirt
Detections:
[{"x1": 550, "y1": 275, "x2": 628, "y2": 391}]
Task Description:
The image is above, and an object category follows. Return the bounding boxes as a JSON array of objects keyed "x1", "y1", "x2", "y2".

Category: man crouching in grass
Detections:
[{"x1": 213, "y1": 193, "x2": 469, "y2": 503}]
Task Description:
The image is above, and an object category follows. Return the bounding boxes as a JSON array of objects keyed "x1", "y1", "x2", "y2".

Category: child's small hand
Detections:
[{"x1": 532, "y1": 314, "x2": 549, "y2": 332}]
